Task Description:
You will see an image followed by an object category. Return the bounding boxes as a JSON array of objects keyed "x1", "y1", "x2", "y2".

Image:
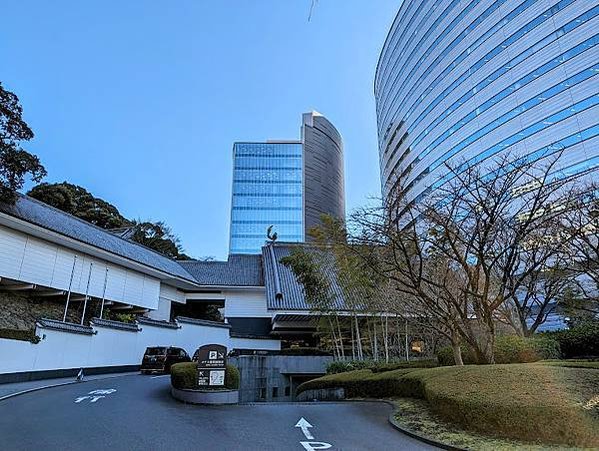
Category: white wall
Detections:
[
  {"x1": 0, "y1": 225, "x2": 160, "y2": 310},
  {"x1": 223, "y1": 289, "x2": 270, "y2": 318},
  {"x1": 0, "y1": 319, "x2": 281, "y2": 375}
]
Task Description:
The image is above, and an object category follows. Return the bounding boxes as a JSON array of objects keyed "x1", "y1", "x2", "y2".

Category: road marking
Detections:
[
  {"x1": 295, "y1": 417, "x2": 314, "y2": 440},
  {"x1": 74, "y1": 388, "x2": 117, "y2": 404},
  {"x1": 300, "y1": 442, "x2": 332, "y2": 451},
  {"x1": 151, "y1": 375, "x2": 170, "y2": 379}
]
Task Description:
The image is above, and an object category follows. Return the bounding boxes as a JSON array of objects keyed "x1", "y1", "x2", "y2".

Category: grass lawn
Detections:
[{"x1": 298, "y1": 363, "x2": 599, "y2": 447}]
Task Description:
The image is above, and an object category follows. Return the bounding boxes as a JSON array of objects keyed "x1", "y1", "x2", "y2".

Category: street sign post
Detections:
[{"x1": 196, "y1": 344, "x2": 227, "y2": 388}]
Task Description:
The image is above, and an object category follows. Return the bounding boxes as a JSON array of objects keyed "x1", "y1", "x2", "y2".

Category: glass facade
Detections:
[
  {"x1": 229, "y1": 142, "x2": 304, "y2": 254},
  {"x1": 376, "y1": 0, "x2": 599, "y2": 205}
]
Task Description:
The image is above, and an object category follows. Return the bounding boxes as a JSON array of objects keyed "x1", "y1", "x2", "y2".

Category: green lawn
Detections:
[{"x1": 298, "y1": 363, "x2": 599, "y2": 447}]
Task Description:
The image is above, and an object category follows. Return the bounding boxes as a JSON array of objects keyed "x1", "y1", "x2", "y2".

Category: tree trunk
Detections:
[
  {"x1": 354, "y1": 314, "x2": 363, "y2": 360},
  {"x1": 451, "y1": 332, "x2": 464, "y2": 366}
]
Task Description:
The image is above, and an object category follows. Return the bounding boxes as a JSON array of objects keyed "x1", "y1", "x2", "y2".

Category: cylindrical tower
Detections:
[
  {"x1": 376, "y1": 0, "x2": 599, "y2": 204},
  {"x1": 302, "y1": 111, "x2": 346, "y2": 235}
]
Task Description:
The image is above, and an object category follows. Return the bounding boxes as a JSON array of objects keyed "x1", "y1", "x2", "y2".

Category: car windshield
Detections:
[{"x1": 145, "y1": 347, "x2": 167, "y2": 356}]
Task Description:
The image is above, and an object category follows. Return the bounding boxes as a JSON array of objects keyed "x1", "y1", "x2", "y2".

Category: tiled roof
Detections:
[
  {"x1": 136, "y1": 316, "x2": 180, "y2": 329},
  {"x1": 0, "y1": 195, "x2": 197, "y2": 283},
  {"x1": 37, "y1": 318, "x2": 95, "y2": 335},
  {"x1": 91, "y1": 317, "x2": 140, "y2": 332},
  {"x1": 179, "y1": 254, "x2": 264, "y2": 287},
  {"x1": 262, "y1": 243, "x2": 348, "y2": 311}
]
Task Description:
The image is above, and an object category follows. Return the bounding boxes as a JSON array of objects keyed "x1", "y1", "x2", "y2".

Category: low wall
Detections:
[
  {"x1": 0, "y1": 317, "x2": 280, "y2": 379},
  {"x1": 171, "y1": 387, "x2": 239, "y2": 405}
]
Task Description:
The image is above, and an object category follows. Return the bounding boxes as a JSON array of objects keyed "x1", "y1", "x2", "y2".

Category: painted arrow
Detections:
[{"x1": 295, "y1": 417, "x2": 314, "y2": 440}]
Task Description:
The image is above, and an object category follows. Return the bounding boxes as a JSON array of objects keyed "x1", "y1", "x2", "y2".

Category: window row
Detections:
[{"x1": 403, "y1": 6, "x2": 598, "y2": 166}]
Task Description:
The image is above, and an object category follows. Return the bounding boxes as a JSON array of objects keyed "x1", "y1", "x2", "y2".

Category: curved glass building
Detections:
[{"x1": 375, "y1": 0, "x2": 599, "y2": 204}]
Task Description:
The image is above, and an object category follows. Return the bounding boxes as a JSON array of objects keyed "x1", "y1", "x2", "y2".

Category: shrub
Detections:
[
  {"x1": 0, "y1": 328, "x2": 40, "y2": 344},
  {"x1": 170, "y1": 362, "x2": 239, "y2": 390},
  {"x1": 277, "y1": 348, "x2": 332, "y2": 356},
  {"x1": 546, "y1": 320, "x2": 599, "y2": 358},
  {"x1": 298, "y1": 364, "x2": 599, "y2": 447},
  {"x1": 437, "y1": 335, "x2": 561, "y2": 365},
  {"x1": 326, "y1": 360, "x2": 373, "y2": 374},
  {"x1": 370, "y1": 359, "x2": 438, "y2": 373},
  {"x1": 436, "y1": 345, "x2": 477, "y2": 365}
]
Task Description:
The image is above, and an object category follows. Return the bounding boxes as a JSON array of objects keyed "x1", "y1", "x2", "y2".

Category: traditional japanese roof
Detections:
[
  {"x1": 261, "y1": 242, "x2": 347, "y2": 311},
  {"x1": 0, "y1": 195, "x2": 197, "y2": 283},
  {"x1": 178, "y1": 254, "x2": 264, "y2": 287}
]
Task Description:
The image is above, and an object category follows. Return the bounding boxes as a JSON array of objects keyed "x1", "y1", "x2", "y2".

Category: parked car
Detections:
[{"x1": 140, "y1": 346, "x2": 190, "y2": 374}]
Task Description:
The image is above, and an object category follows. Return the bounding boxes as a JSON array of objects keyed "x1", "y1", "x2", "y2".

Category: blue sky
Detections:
[{"x1": 1, "y1": 1, "x2": 399, "y2": 259}]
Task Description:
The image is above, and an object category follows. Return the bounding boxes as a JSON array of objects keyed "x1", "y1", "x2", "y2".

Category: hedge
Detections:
[
  {"x1": 170, "y1": 363, "x2": 240, "y2": 390},
  {"x1": 0, "y1": 328, "x2": 40, "y2": 344},
  {"x1": 298, "y1": 364, "x2": 599, "y2": 447},
  {"x1": 437, "y1": 335, "x2": 561, "y2": 365},
  {"x1": 326, "y1": 359, "x2": 437, "y2": 375},
  {"x1": 544, "y1": 320, "x2": 599, "y2": 358}
]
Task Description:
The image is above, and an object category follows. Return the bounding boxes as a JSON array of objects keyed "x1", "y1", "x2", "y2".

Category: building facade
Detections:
[
  {"x1": 230, "y1": 112, "x2": 345, "y2": 254},
  {"x1": 376, "y1": 0, "x2": 599, "y2": 205}
]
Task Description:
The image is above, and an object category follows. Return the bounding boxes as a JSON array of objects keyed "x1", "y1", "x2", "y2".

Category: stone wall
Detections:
[{"x1": 0, "y1": 291, "x2": 80, "y2": 329}]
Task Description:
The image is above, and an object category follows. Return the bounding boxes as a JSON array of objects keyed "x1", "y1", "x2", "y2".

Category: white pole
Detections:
[
  {"x1": 62, "y1": 255, "x2": 78, "y2": 322},
  {"x1": 99, "y1": 268, "x2": 109, "y2": 319},
  {"x1": 80, "y1": 262, "x2": 93, "y2": 325}
]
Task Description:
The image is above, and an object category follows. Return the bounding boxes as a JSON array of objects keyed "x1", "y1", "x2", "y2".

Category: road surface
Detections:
[{"x1": 0, "y1": 374, "x2": 436, "y2": 450}]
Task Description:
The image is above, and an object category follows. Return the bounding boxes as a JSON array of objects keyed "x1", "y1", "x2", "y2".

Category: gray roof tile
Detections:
[
  {"x1": 262, "y1": 243, "x2": 347, "y2": 311},
  {"x1": 179, "y1": 255, "x2": 264, "y2": 286}
]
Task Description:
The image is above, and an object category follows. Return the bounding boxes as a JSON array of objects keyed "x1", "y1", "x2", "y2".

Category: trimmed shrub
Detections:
[
  {"x1": 224, "y1": 364, "x2": 240, "y2": 389},
  {"x1": 494, "y1": 335, "x2": 561, "y2": 363},
  {"x1": 326, "y1": 359, "x2": 437, "y2": 375},
  {"x1": 0, "y1": 328, "x2": 40, "y2": 344},
  {"x1": 277, "y1": 348, "x2": 332, "y2": 356},
  {"x1": 437, "y1": 335, "x2": 561, "y2": 365},
  {"x1": 170, "y1": 362, "x2": 239, "y2": 390},
  {"x1": 545, "y1": 321, "x2": 599, "y2": 358},
  {"x1": 436, "y1": 346, "x2": 477, "y2": 366},
  {"x1": 298, "y1": 364, "x2": 599, "y2": 447},
  {"x1": 370, "y1": 359, "x2": 438, "y2": 373},
  {"x1": 326, "y1": 360, "x2": 373, "y2": 374}
]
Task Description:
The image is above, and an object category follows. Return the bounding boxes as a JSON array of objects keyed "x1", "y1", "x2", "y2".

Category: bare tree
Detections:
[{"x1": 349, "y1": 151, "x2": 576, "y2": 363}]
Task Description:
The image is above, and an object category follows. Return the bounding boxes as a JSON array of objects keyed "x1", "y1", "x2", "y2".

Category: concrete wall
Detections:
[
  {"x1": 0, "y1": 318, "x2": 280, "y2": 376},
  {"x1": 231, "y1": 355, "x2": 333, "y2": 403}
]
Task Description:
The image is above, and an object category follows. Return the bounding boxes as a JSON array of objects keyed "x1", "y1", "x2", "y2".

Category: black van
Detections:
[{"x1": 140, "y1": 346, "x2": 191, "y2": 374}]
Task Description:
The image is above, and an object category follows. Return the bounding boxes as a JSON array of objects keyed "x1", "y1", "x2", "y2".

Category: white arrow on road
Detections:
[{"x1": 295, "y1": 417, "x2": 314, "y2": 440}]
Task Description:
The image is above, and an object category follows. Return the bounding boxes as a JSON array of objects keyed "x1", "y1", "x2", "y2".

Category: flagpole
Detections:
[{"x1": 62, "y1": 255, "x2": 78, "y2": 322}]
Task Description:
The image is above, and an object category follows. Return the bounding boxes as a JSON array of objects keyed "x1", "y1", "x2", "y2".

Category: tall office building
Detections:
[
  {"x1": 375, "y1": 0, "x2": 599, "y2": 205},
  {"x1": 229, "y1": 112, "x2": 345, "y2": 254}
]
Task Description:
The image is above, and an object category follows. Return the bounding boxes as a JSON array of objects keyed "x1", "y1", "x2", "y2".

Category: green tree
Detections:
[
  {"x1": 130, "y1": 220, "x2": 190, "y2": 260},
  {"x1": 28, "y1": 182, "x2": 129, "y2": 229},
  {"x1": 0, "y1": 83, "x2": 46, "y2": 203},
  {"x1": 28, "y1": 182, "x2": 191, "y2": 259}
]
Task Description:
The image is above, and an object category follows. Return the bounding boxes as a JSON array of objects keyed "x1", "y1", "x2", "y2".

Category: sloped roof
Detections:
[
  {"x1": 0, "y1": 195, "x2": 197, "y2": 283},
  {"x1": 179, "y1": 254, "x2": 264, "y2": 287},
  {"x1": 262, "y1": 243, "x2": 347, "y2": 310}
]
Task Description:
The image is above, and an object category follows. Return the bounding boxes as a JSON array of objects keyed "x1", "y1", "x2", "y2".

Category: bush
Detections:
[
  {"x1": 277, "y1": 348, "x2": 332, "y2": 356},
  {"x1": 326, "y1": 360, "x2": 373, "y2": 374},
  {"x1": 0, "y1": 328, "x2": 40, "y2": 343},
  {"x1": 370, "y1": 359, "x2": 438, "y2": 373},
  {"x1": 326, "y1": 359, "x2": 437, "y2": 374},
  {"x1": 437, "y1": 335, "x2": 561, "y2": 365},
  {"x1": 298, "y1": 364, "x2": 599, "y2": 447},
  {"x1": 545, "y1": 320, "x2": 599, "y2": 358},
  {"x1": 170, "y1": 362, "x2": 239, "y2": 390}
]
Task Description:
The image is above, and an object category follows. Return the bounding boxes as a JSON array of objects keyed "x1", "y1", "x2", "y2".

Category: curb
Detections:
[
  {"x1": 386, "y1": 402, "x2": 466, "y2": 451},
  {"x1": 0, "y1": 372, "x2": 137, "y2": 403}
]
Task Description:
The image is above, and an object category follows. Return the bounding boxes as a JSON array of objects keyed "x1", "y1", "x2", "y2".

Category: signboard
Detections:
[{"x1": 196, "y1": 344, "x2": 227, "y2": 387}]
